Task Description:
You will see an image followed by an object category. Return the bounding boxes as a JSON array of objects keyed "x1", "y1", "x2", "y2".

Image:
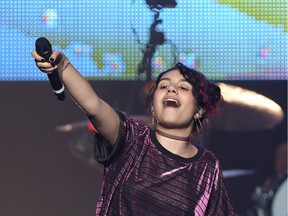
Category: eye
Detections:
[
  {"x1": 159, "y1": 85, "x2": 169, "y2": 89},
  {"x1": 158, "y1": 80, "x2": 170, "y2": 90},
  {"x1": 179, "y1": 86, "x2": 189, "y2": 91}
]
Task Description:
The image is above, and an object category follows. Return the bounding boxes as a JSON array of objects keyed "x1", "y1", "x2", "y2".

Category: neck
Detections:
[{"x1": 156, "y1": 129, "x2": 190, "y2": 141}]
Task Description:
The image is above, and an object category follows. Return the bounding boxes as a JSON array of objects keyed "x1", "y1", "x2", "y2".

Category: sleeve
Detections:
[
  {"x1": 206, "y1": 163, "x2": 236, "y2": 216},
  {"x1": 93, "y1": 111, "x2": 127, "y2": 165}
]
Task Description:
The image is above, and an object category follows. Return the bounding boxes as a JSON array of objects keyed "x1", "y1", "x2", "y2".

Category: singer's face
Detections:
[{"x1": 152, "y1": 69, "x2": 197, "y2": 129}]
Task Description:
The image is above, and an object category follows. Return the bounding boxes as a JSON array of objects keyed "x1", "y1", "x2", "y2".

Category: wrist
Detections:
[{"x1": 56, "y1": 52, "x2": 70, "y2": 74}]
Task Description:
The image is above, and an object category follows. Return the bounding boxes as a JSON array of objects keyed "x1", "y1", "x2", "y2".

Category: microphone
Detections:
[{"x1": 35, "y1": 37, "x2": 65, "y2": 101}]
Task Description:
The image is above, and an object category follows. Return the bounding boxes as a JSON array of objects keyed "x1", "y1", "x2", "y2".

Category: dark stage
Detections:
[{"x1": 0, "y1": 80, "x2": 286, "y2": 216}]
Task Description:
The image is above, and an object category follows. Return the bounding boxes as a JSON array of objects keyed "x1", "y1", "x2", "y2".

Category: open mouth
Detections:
[{"x1": 164, "y1": 98, "x2": 180, "y2": 107}]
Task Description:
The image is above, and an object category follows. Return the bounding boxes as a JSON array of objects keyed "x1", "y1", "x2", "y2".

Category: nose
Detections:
[{"x1": 167, "y1": 85, "x2": 178, "y2": 94}]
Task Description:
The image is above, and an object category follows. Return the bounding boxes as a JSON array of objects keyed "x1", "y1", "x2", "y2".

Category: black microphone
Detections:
[{"x1": 35, "y1": 37, "x2": 65, "y2": 101}]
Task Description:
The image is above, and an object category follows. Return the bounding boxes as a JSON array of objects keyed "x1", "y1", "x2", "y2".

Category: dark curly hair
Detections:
[{"x1": 146, "y1": 62, "x2": 223, "y2": 131}]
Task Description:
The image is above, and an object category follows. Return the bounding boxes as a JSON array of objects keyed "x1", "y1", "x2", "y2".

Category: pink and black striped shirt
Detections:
[{"x1": 94, "y1": 112, "x2": 235, "y2": 216}]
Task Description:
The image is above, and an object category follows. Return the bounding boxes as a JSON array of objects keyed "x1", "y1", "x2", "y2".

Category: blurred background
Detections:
[{"x1": 0, "y1": 0, "x2": 287, "y2": 216}]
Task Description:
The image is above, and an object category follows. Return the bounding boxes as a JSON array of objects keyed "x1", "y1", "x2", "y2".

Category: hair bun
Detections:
[{"x1": 207, "y1": 82, "x2": 222, "y2": 104}]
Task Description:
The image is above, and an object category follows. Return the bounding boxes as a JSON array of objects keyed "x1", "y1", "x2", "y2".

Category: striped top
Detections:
[{"x1": 94, "y1": 112, "x2": 235, "y2": 216}]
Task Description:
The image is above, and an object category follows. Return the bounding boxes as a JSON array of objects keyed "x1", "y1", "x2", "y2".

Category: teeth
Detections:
[{"x1": 164, "y1": 99, "x2": 180, "y2": 107}]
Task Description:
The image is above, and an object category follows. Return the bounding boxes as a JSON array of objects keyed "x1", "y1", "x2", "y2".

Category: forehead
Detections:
[{"x1": 160, "y1": 69, "x2": 186, "y2": 80}]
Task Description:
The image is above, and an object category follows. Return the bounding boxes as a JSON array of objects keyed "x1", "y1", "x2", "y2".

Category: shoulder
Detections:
[
  {"x1": 197, "y1": 148, "x2": 222, "y2": 171},
  {"x1": 119, "y1": 111, "x2": 151, "y2": 134},
  {"x1": 202, "y1": 148, "x2": 220, "y2": 162},
  {"x1": 117, "y1": 111, "x2": 153, "y2": 149}
]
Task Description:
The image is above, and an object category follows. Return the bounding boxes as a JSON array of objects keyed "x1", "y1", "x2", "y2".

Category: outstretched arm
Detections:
[{"x1": 31, "y1": 50, "x2": 120, "y2": 145}]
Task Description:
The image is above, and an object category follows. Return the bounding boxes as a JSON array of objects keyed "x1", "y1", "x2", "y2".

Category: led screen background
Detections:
[{"x1": 0, "y1": 0, "x2": 287, "y2": 81}]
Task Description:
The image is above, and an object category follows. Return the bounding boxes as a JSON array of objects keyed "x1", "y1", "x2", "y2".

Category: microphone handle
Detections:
[
  {"x1": 35, "y1": 37, "x2": 65, "y2": 101},
  {"x1": 47, "y1": 72, "x2": 66, "y2": 101}
]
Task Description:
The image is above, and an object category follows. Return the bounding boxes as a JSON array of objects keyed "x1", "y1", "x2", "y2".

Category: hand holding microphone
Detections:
[{"x1": 34, "y1": 37, "x2": 69, "y2": 101}]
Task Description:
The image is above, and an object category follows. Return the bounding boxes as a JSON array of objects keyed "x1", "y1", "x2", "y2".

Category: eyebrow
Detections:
[{"x1": 159, "y1": 77, "x2": 188, "y2": 83}]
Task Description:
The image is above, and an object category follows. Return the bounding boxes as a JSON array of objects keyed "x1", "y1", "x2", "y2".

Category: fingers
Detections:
[
  {"x1": 31, "y1": 49, "x2": 61, "y2": 62},
  {"x1": 34, "y1": 60, "x2": 57, "y2": 73},
  {"x1": 49, "y1": 50, "x2": 61, "y2": 63},
  {"x1": 31, "y1": 50, "x2": 44, "y2": 61},
  {"x1": 32, "y1": 50, "x2": 60, "y2": 73}
]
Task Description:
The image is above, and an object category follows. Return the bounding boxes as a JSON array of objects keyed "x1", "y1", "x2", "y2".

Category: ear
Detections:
[{"x1": 194, "y1": 108, "x2": 205, "y2": 119}]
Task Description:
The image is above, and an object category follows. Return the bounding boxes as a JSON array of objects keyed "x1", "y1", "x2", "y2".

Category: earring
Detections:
[
  {"x1": 151, "y1": 110, "x2": 158, "y2": 125},
  {"x1": 194, "y1": 113, "x2": 201, "y2": 119},
  {"x1": 195, "y1": 118, "x2": 202, "y2": 133},
  {"x1": 151, "y1": 106, "x2": 155, "y2": 125},
  {"x1": 194, "y1": 108, "x2": 205, "y2": 119},
  {"x1": 198, "y1": 108, "x2": 205, "y2": 116},
  {"x1": 194, "y1": 108, "x2": 204, "y2": 133}
]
